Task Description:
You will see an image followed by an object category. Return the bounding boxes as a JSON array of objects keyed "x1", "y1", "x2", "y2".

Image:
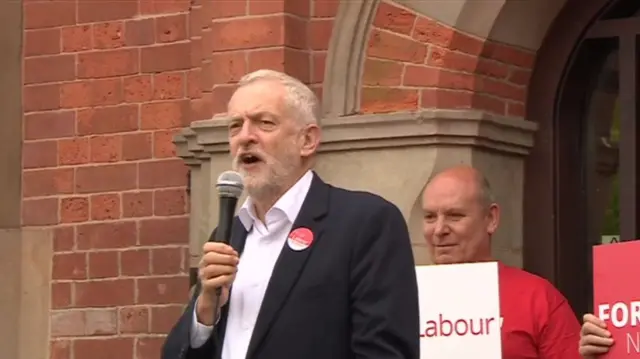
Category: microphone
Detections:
[
  {"x1": 208, "y1": 170, "x2": 243, "y2": 344},
  {"x1": 213, "y1": 170, "x2": 244, "y2": 245}
]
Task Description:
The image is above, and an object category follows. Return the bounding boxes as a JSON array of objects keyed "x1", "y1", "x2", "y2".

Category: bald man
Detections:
[{"x1": 421, "y1": 166, "x2": 581, "y2": 359}]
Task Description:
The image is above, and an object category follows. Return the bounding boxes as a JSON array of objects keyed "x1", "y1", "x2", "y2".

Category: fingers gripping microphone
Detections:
[{"x1": 214, "y1": 171, "x2": 244, "y2": 245}]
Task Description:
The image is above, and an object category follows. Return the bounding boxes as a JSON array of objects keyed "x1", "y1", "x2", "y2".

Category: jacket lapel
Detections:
[
  {"x1": 214, "y1": 218, "x2": 248, "y2": 356},
  {"x1": 245, "y1": 173, "x2": 330, "y2": 358},
  {"x1": 229, "y1": 217, "x2": 249, "y2": 255}
]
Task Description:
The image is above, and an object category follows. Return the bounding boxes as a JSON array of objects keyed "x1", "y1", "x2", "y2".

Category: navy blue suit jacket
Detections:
[{"x1": 162, "y1": 173, "x2": 420, "y2": 359}]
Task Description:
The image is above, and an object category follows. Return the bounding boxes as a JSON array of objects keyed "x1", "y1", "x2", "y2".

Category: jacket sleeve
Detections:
[
  {"x1": 160, "y1": 282, "x2": 219, "y2": 359},
  {"x1": 161, "y1": 229, "x2": 220, "y2": 359},
  {"x1": 349, "y1": 200, "x2": 421, "y2": 359}
]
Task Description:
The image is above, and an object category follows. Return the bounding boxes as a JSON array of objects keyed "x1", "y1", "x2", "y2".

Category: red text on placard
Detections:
[{"x1": 420, "y1": 314, "x2": 495, "y2": 338}]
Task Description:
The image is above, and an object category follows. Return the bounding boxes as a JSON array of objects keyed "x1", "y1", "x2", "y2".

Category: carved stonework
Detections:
[{"x1": 174, "y1": 109, "x2": 537, "y2": 268}]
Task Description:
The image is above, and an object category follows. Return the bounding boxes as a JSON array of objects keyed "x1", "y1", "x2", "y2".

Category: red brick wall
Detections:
[
  {"x1": 200, "y1": 0, "x2": 337, "y2": 116},
  {"x1": 23, "y1": 1, "x2": 193, "y2": 359},
  {"x1": 361, "y1": 1, "x2": 535, "y2": 116},
  {"x1": 20, "y1": 1, "x2": 535, "y2": 359}
]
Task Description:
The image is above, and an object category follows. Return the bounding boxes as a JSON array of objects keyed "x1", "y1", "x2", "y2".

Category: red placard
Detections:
[{"x1": 593, "y1": 240, "x2": 640, "y2": 358}]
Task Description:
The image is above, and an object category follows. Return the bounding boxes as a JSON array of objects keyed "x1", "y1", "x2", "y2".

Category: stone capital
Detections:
[
  {"x1": 174, "y1": 109, "x2": 538, "y2": 162},
  {"x1": 173, "y1": 109, "x2": 538, "y2": 268}
]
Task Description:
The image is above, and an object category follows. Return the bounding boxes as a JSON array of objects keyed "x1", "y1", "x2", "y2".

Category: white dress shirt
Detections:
[{"x1": 190, "y1": 170, "x2": 314, "y2": 359}]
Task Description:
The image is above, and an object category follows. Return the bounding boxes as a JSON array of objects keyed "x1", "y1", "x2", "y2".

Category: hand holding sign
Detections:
[
  {"x1": 592, "y1": 240, "x2": 640, "y2": 358},
  {"x1": 579, "y1": 313, "x2": 614, "y2": 357}
]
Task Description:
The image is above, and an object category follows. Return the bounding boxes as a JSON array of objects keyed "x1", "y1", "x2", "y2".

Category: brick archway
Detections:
[{"x1": 323, "y1": 0, "x2": 570, "y2": 118}]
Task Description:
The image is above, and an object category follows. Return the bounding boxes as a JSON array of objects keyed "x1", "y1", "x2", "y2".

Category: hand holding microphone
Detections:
[
  {"x1": 196, "y1": 243, "x2": 238, "y2": 324},
  {"x1": 195, "y1": 171, "x2": 244, "y2": 326}
]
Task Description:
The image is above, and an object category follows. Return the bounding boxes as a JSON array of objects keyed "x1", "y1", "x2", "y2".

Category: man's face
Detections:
[
  {"x1": 421, "y1": 176, "x2": 498, "y2": 264},
  {"x1": 227, "y1": 81, "x2": 305, "y2": 198}
]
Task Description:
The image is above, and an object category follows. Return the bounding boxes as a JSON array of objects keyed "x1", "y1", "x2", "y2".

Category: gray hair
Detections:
[{"x1": 238, "y1": 69, "x2": 321, "y2": 126}]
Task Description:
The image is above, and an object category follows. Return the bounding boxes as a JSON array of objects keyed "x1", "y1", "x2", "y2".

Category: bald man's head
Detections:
[
  {"x1": 427, "y1": 166, "x2": 495, "y2": 209},
  {"x1": 421, "y1": 165, "x2": 500, "y2": 264}
]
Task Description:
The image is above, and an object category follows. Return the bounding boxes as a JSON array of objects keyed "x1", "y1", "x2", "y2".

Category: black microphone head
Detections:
[{"x1": 216, "y1": 171, "x2": 244, "y2": 198}]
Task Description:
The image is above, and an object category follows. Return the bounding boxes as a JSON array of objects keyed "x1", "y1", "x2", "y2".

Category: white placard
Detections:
[{"x1": 416, "y1": 262, "x2": 502, "y2": 359}]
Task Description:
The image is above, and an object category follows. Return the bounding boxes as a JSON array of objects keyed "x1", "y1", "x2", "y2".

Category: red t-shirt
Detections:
[{"x1": 498, "y1": 263, "x2": 581, "y2": 359}]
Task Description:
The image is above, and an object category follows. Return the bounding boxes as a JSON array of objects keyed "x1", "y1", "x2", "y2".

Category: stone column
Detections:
[
  {"x1": 174, "y1": 109, "x2": 537, "y2": 269},
  {"x1": 0, "y1": 228, "x2": 53, "y2": 359}
]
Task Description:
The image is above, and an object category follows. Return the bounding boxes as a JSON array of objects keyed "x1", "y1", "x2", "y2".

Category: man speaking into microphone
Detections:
[{"x1": 162, "y1": 69, "x2": 420, "y2": 359}]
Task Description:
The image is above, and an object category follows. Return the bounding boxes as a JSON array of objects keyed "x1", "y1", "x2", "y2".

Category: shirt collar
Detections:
[{"x1": 237, "y1": 170, "x2": 314, "y2": 230}]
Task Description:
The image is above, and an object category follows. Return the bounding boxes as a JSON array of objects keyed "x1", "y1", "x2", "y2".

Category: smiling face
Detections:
[
  {"x1": 421, "y1": 168, "x2": 499, "y2": 264},
  {"x1": 227, "y1": 80, "x2": 318, "y2": 200}
]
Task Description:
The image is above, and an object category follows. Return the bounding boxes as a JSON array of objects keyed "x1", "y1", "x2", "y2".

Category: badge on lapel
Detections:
[{"x1": 287, "y1": 227, "x2": 314, "y2": 251}]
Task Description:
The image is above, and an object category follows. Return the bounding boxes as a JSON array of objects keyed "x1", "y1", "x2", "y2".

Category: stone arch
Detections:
[
  {"x1": 322, "y1": 0, "x2": 377, "y2": 117},
  {"x1": 323, "y1": 0, "x2": 570, "y2": 117},
  {"x1": 456, "y1": 1, "x2": 568, "y2": 52}
]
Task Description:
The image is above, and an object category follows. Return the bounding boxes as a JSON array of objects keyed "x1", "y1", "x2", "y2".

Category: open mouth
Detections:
[{"x1": 239, "y1": 153, "x2": 263, "y2": 165}]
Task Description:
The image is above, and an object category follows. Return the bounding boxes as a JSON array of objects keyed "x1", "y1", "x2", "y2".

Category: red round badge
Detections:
[{"x1": 287, "y1": 227, "x2": 314, "y2": 251}]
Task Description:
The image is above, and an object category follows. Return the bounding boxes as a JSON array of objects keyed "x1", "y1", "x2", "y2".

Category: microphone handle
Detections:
[
  {"x1": 210, "y1": 194, "x2": 239, "y2": 359},
  {"x1": 215, "y1": 195, "x2": 238, "y2": 244}
]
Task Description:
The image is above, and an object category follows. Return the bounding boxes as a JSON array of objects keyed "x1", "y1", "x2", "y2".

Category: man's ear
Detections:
[
  {"x1": 300, "y1": 124, "x2": 321, "y2": 157},
  {"x1": 487, "y1": 203, "x2": 500, "y2": 235}
]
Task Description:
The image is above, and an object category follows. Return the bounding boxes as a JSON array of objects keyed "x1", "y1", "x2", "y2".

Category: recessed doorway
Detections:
[{"x1": 524, "y1": 0, "x2": 640, "y2": 317}]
